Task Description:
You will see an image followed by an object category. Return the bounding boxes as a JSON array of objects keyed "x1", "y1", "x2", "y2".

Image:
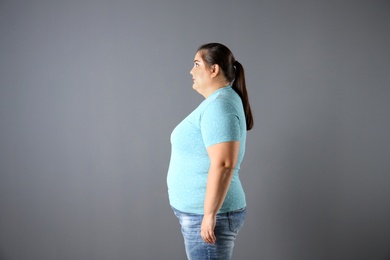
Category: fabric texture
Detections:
[
  {"x1": 172, "y1": 206, "x2": 247, "y2": 260},
  {"x1": 167, "y1": 86, "x2": 247, "y2": 214}
]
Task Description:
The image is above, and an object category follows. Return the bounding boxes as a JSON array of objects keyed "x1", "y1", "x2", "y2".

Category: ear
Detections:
[{"x1": 210, "y1": 64, "x2": 221, "y2": 78}]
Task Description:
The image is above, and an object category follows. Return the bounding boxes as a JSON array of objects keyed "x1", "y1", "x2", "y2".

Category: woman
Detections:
[{"x1": 167, "y1": 43, "x2": 253, "y2": 259}]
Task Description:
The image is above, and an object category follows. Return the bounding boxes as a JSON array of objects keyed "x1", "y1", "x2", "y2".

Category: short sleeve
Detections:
[{"x1": 201, "y1": 99, "x2": 241, "y2": 147}]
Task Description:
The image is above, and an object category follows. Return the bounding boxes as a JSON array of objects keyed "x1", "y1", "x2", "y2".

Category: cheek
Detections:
[{"x1": 197, "y1": 71, "x2": 205, "y2": 80}]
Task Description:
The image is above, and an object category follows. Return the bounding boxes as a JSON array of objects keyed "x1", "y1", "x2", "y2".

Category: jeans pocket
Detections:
[{"x1": 228, "y1": 208, "x2": 247, "y2": 233}]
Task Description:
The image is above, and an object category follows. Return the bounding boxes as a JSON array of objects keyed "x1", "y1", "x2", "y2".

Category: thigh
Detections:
[
  {"x1": 172, "y1": 207, "x2": 246, "y2": 260},
  {"x1": 212, "y1": 208, "x2": 247, "y2": 258},
  {"x1": 173, "y1": 208, "x2": 207, "y2": 259}
]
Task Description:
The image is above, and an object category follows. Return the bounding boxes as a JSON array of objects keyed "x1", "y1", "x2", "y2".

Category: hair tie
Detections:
[
  {"x1": 233, "y1": 61, "x2": 240, "y2": 73},
  {"x1": 233, "y1": 61, "x2": 239, "y2": 75}
]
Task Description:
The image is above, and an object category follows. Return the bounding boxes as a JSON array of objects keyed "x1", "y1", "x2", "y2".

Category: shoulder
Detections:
[{"x1": 202, "y1": 99, "x2": 237, "y2": 120}]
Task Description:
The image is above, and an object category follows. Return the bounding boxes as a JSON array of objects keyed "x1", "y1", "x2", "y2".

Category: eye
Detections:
[{"x1": 194, "y1": 62, "x2": 200, "y2": 67}]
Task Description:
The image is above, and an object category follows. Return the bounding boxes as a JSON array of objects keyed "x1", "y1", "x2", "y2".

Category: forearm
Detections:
[
  {"x1": 201, "y1": 141, "x2": 239, "y2": 244},
  {"x1": 203, "y1": 165, "x2": 234, "y2": 217}
]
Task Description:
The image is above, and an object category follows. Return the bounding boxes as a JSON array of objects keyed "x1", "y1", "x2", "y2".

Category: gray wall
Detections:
[{"x1": 1, "y1": 1, "x2": 389, "y2": 259}]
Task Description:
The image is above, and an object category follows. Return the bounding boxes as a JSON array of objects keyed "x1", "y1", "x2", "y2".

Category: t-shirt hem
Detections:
[{"x1": 169, "y1": 202, "x2": 247, "y2": 215}]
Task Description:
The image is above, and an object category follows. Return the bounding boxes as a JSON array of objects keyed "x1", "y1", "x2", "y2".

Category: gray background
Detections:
[{"x1": 0, "y1": 0, "x2": 389, "y2": 259}]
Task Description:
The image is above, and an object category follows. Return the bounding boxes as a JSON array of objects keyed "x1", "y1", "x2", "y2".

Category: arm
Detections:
[{"x1": 201, "y1": 141, "x2": 240, "y2": 244}]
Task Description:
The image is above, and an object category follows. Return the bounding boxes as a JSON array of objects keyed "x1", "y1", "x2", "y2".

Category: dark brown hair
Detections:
[{"x1": 197, "y1": 43, "x2": 254, "y2": 130}]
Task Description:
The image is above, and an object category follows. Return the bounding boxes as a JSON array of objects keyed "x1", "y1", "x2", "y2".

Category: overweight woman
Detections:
[{"x1": 167, "y1": 43, "x2": 253, "y2": 260}]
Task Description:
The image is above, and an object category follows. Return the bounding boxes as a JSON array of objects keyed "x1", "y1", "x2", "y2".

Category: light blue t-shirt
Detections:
[{"x1": 167, "y1": 86, "x2": 247, "y2": 214}]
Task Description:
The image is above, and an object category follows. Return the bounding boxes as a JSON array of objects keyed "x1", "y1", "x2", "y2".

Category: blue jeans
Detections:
[{"x1": 172, "y1": 207, "x2": 246, "y2": 260}]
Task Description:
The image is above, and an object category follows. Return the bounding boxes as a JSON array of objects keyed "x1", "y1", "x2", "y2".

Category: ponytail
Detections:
[{"x1": 232, "y1": 61, "x2": 254, "y2": 131}]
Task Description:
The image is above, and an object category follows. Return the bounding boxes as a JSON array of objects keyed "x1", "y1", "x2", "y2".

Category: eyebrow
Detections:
[{"x1": 194, "y1": 60, "x2": 201, "y2": 63}]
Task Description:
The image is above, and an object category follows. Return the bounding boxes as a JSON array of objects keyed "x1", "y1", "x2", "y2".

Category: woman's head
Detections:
[
  {"x1": 196, "y1": 43, "x2": 236, "y2": 84},
  {"x1": 196, "y1": 43, "x2": 254, "y2": 130}
]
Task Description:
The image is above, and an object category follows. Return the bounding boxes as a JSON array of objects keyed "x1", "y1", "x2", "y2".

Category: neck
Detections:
[{"x1": 200, "y1": 81, "x2": 230, "y2": 99}]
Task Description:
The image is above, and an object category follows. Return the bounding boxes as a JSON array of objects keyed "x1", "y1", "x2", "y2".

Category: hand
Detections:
[{"x1": 201, "y1": 214, "x2": 217, "y2": 244}]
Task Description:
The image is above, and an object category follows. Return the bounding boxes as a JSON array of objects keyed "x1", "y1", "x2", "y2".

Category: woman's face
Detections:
[{"x1": 190, "y1": 52, "x2": 212, "y2": 93}]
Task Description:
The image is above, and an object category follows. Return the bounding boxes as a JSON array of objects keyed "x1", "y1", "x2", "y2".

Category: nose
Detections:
[{"x1": 190, "y1": 67, "x2": 193, "y2": 75}]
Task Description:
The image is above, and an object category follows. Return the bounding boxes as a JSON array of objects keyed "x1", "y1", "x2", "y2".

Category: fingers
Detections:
[
  {"x1": 201, "y1": 229, "x2": 216, "y2": 244},
  {"x1": 201, "y1": 215, "x2": 217, "y2": 244}
]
